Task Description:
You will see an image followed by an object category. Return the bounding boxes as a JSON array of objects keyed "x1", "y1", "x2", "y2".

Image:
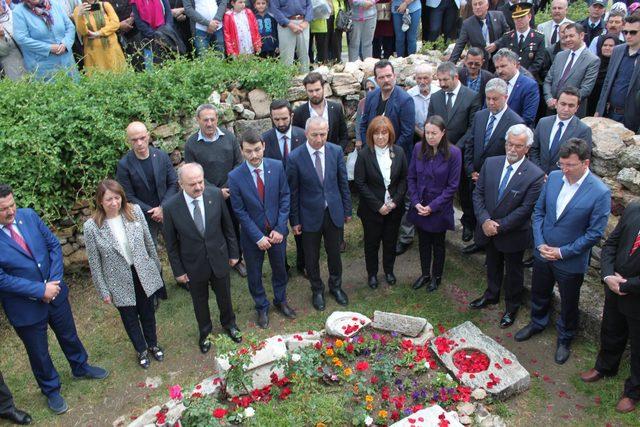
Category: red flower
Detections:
[
  {"x1": 381, "y1": 386, "x2": 390, "y2": 400},
  {"x1": 355, "y1": 361, "x2": 369, "y2": 371},
  {"x1": 212, "y1": 408, "x2": 228, "y2": 419},
  {"x1": 279, "y1": 386, "x2": 292, "y2": 400},
  {"x1": 191, "y1": 392, "x2": 203, "y2": 399},
  {"x1": 346, "y1": 343, "x2": 355, "y2": 353},
  {"x1": 434, "y1": 336, "x2": 456, "y2": 355},
  {"x1": 503, "y1": 358, "x2": 513, "y2": 365},
  {"x1": 391, "y1": 410, "x2": 400, "y2": 421},
  {"x1": 411, "y1": 404, "x2": 423, "y2": 413},
  {"x1": 314, "y1": 341, "x2": 322, "y2": 350},
  {"x1": 438, "y1": 412, "x2": 450, "y2": 427},
  {"x1": 156, "y1": 412, "x2": 166, "y2": 424},
  {"x1": 437, "y1": 324, "x2": 446, "y2": 334},
  {"x1": 370, "y1": 376, "x2": 379, "y2": 384}
]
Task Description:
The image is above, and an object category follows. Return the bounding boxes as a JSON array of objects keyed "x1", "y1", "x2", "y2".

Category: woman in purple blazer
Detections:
[{"x1": 407, "y1": 115, "x2": 462, "y2": 292}]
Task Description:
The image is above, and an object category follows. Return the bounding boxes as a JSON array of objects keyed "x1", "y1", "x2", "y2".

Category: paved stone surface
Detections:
[
  {"x1": 372, "y1": 311, "x2": 429, "y2": 337},
  {"x1": 325, "y1": 311, "x2": 372, "y2": 338},
  {"x1": 431, "y1": 321, "x2": 530, "y2": 400},
  {"x1": 390, "y1": 404, "x2": 463, "y2": 427}
]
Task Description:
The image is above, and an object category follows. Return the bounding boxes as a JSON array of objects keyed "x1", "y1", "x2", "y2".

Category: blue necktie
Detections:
[
  {"x1": 484, "y1": 115, "x2": 496, "y2": 147},
  {"x1": 497, "y1": 165, "x2": 513, "y2": 201},
  {"x1": 550, "y1": 121, "x2": 564, "y2": 153}
]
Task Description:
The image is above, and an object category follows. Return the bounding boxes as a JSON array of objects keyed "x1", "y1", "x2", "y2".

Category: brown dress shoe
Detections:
[
  {"x1": 580, "y1": 368, "x2": 604, "y2": 383},
  {"x1": 616, "y1": 397, "x2": 638, "y2": 413}
]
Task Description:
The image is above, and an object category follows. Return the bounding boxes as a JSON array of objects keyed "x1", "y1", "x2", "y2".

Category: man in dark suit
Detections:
[
  {"x1": 359, "y1": 60, "x2": 415, "y2": 161},
  {"x1": 184, "y1": 104, "x2": 246, "y2": 277},
  {"x1": 287, "y1": 117, "x2": 352, "y2": 311},
  {"x1": 515, "y1": 139, "x2": 611, "y2": 365},
  {"x1": 228, "y1": 130, "x2": 296, "y2": 329},
  {"x1": 429, "y1": 61, "x2": 482, "y2": 242},
  {"x1": 530, "y1": 87, "x2": 593, "y2": 176},
  {"x1": 449, "y1": 0, "x2": 510, "y2": 70},
  {"x1": 595, "y1": 15, "x2": 640, "y2": 134},
  {"x1": 0, "y1": 184, "x2": 108, "y2": 415},
  {"x1": 469, "y1": 124, "x2": 544, "y2": 328},
  {"x1": 462, "y1": 78, "x2": 525, "y2": 254},
  {"x1": 458, "y1": 47, "x2": 495, "y2": 103},
  {"x1": 163, "y1": 163, "x2": 242, "y2": 353},
  {"x1": 580, "y1": 200, "x2": 640, "y2": 414},
  {"x1": 578, "y1": 0, "x2": 606, "y2": 46},
  {"x1": 0, "y1": 371, "x2": 32, "y2": 425},
  {"x1": 293, "y1": 72, "x2": 348, "y2": 152},
  {"x1": 493, "y1": 48, "x2": 540, "y2": 127}
]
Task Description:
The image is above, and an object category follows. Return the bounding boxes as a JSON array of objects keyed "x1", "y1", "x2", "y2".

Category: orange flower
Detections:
[
  {"x1": 334, "y1": 359, "x2": 343, "y2": 367},
  {"x1": 343, "y1": 368, "x2": 353, "y2": 376},
  {"x1": 366, "y1": 404, "x2": 373, "y2": 411},
  {"x1": 365, "y1": 395, "x2": 374, "y2": 403},
  {"x1": 326, "y1": 348, "x2": 334, "y2": 357},
  {"x1": 378, "y1": 410, "x2": 388, "y2": 419},
  {"x1": 335, "y1": 339, "x2": 344, "y2": 348}
]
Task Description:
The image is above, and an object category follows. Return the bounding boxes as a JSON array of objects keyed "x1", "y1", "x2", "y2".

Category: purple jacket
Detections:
[{"x1": 407, "y1": 143, "x2": 462, "y2": 233}]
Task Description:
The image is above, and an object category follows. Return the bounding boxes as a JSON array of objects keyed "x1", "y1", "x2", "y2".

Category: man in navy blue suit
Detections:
[
  {"x1": 0, "y1": 184, "x2": 108, "y2": 415},
  {"x1": 493, "y1": 48, "x2": 540, "y2": 128},
  {"x1": 287, "y1": 117, "x2": 352, "y2": 311},
  {"x1": 514, "y1": 139, "x2": 611, "y2": 365},
  {"x1": 228, "y1": 129, "x2": 296, "y2": 329}
]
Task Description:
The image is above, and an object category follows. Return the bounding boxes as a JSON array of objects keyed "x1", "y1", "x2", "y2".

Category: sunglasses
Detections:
[{"x1": 622, "y1": 30, "x2": 639, "y2": 36}]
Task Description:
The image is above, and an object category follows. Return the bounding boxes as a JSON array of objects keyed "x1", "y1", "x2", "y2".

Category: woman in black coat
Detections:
[{"x1": 354, "y1": 115, "x2": 408, "y2": 289}]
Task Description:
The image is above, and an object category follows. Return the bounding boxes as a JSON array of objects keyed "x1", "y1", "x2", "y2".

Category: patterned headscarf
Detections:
[{"x1": 26, "y1": 0, "x2": 54, "y2": 27}]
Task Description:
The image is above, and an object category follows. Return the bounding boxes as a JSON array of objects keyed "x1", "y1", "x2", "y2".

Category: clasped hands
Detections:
[
  {"x1": 43, "y1": 280, "x2": 61, "y2": 303},
  {"x1": 292, "y1": 217, "x2": 351, "y2": 236},
  {"x1": 482, "y1": 219, "x2": 499, "y2": 237},
  {"x1": 175, "y1": 259, "x2": 239, "y2": 283},
  {"x1": 605, "y1": 273, "x2": 628, "y2": 296},
  {"x1": 378, "y1": 201, "x2": 396, "y2": 216},
  {"x1": 414, "y1": 203, "x2": 431, "y2": 217},
  {"x1": 287, "y1": 20, "x2": 308, "y2": 34},
  {"x1": 257, "y1": 231, "x2": 285, "y2": 251},
  {"x1": 49, "y1": 44, "x2": 67, "y2": 55},
  {"x1": 537, "y1": 244, "x2": 562, "y2": 261}
]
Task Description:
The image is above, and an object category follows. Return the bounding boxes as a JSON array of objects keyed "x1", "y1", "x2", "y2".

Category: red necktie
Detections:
[
  {"x1": 630, "y1": 232, "x2": 640, "y2": 256},
  {"x1": 282, "y1": 135, "x2": 289, "y2": 160},
  {"x1": 255, "y1": 169, "x2": 265, "y2": 202},
  {"x1": 5, "y1": 223, "x2": 33, "y2": 257}
]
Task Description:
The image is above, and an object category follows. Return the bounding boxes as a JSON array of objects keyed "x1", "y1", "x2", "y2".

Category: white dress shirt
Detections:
[
  {"x1": 183, "y1": 191, "x2": 206, "y2": 231},
  {"x1": 556, "y1": 169, "x2": 589, "y2": 219},
  {"x1": 106, "y1": 215, "x2": 133, "y2": 265},
  {"x1": 275, "y1": 128, "x2": 292, "y2": 157},
  {"x1": 374, "y1": 145, "x2": 393, "y2": 203},
  {"x1": 0, "y1": 220, "x2": 24, "y2": 239},
  {"x1": 246, "y1": 160, "x2": 264, "y2": 188},
  {"x1": 195, "y1": 0, "x2": 220, "y2": 32},
  {"x1": 306, "y1": 143, "x2": 325, "y2": 179},
  {"x1": 549, "y1": 116, "x2": 571, "y2": 151},
  {"x1": 506, "y1": 71, "x2": 520, "y2": 99},
  {"x1": 498, "y1": 155, "x2": 525, "y2": 189},
  {"x1": 516, "y1": 28, "x2": 531, "y2": 44},
  {"x1": 444, "y1": 82, "x2": 462, "y2": 108},
  {"x1": 198, "y1": 127, "x2": 225, "y2": 143},
  {"x1": 309, "y1": 99, "x2": 330, "y2": 122},
  {"x1": 486, "y1": 104, "x2": 508, "y2": 139}
]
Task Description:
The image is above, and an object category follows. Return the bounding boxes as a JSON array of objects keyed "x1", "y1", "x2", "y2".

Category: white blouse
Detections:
[
  {"x1": 106, "y1": 215, "x2": 133, "y2": 266},
  {"x1": 374, "y1": 145, "x2": 393, "y2": 204}
]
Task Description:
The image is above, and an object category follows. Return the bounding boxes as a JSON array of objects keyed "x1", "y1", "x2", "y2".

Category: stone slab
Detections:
[
  {"x1": 192, "y1": 376, "x2": 222, "y2": 397},
  {"x1": 282, "y1": 330, "x2": 324, "y2": 352},
  {"x1": 325, "y1": 311, "x2": 372, "y2": 338},
  {"x1": 390, "y1": 404, "x2": 463, "y2": 427},
  {"x1": 403, "y1": 324, "x2": 435, "y2": 346},
  {"x1": 372, "y1": 311, "x2": 428, "y2": 337},
  {"x1": 431, "y1": 321, "x2": 530, "y2": 400},
  {"x1": 127, "y1": 405, "x2": 161, "y2": 427},
  {"x1": 214, "y1": 335, "x2": 287, "y2": 374}
]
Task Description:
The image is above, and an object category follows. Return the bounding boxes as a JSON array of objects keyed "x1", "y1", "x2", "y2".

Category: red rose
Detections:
[
  {"x1": 212, "y1": 408, "x2": 228, "y2": 419},
  {"x1": 346, "y1": 343, "x2": 355, "y2": 353},
  {"x1": 355, "y1": 361, "x2": 369, "y2": 371},
  {"x1": 370, "y1": 375, "x2": 379, "y2": 384}
]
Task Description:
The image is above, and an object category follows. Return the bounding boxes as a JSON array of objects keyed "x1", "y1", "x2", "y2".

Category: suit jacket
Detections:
[
  {"x1": 494, "y1": 29, "x2": 546, "y2": 80},
  {"x1": 596, "y1": 44, "x2": 640, "y2": 133},
  {"x1": 359, "y1": 85, "x2": 415, "y2": 158},
  {"x1": 458, "y1": 67, "x2": 494, "y2": 104},
  {"x1": 287, "y1": 142, "x2": 352, "y2": 232},
  {"x1": 293, "y1": 101, "x2": 348, "y2": 151},
  {"x1": 83, "y1": 204, "x2": 163, "y2": 307},
  {"x1": 353, "y1": 145, "x2": 408, "y2": 222},
  {"x1": 543, "y1": 47, "x2": 600, "y2": 117},
  {"x1": 0, "y1": 209, "x2": 68, "y2": 328},
  {"x1": 578, "y1": 17, "x2": 604, "y2": 47},
  {"x1": 163, "y1": 187, "x2": 240, "y2": 283},
  {"x1": 600, "y1": 200, "x2": 640, "y2": 319},
  {"x1": 450, "y1": 11, "x2": 510, "y2": 66},
  {"x1": 537, "y1": 18, "x2": 572, "y2": 46},
  {"x1": 228, "y1": 158, "x2": 290, "y2": 245},
  {"x1": 463, "y1": 107, "x2": 524, "y2": 177},
  {"x1": 529, "y1": 115, "x2": 593, "y2": 175},
  {"x1": 262, "y1": 126, "x2": 307, "y2": 166},
  {"x1": 473, "y1": 156, "x2": 545, "y2": 252},
  {"x1": 532, "y1": 170, "x2": 611, "y2": 274},
  {"x1": 506, "y1": 73, "x2": 539, "y2": 128},
  {"x1": 116, "y1": 147, "x2": 178, "y2": 214},
  {"x1": 428, "y1": 85, "x2": 482, "y2": 149}
]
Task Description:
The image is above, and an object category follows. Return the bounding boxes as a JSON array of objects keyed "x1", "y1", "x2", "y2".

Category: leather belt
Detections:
[{"x1": 289, "y1": 15, "x2": 304, "y2": 20}]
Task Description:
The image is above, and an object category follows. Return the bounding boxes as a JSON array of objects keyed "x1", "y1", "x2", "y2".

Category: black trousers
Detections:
[
  {"x1": 145, "y1": 215, "x2": 168, "y2": 300},
  {"x1": 225, "y1": 198, "x2": 243, "y2": 261},
  {"x1": 0, "y1": 371, "x2": 14, "y2": 412},
  {"x1": 362, "y1": 211, "x2": 402, "y2": 277},
  {"x1": 484, "y1": 240, "x2": 525, "y2": 312},
  {"x1": 327, "y1": 15, "x2": 343, "y2": 62},
  {"x1": 309, "y1": 32, "x2": 329, "y2": 63},
  {"x1": 116, "y1": 267, "x2": 158, "y2": 354},
  {"x1": 302, "y1": 209, "x2": 343, "y2": 293},
  {"x1": 595, "y1": 291, "x2": 640, "y2": 400},
  {"x1": 417, "y1": 229, "x2": 446, "y2": 278},
  {"x1": 372, "y1": 36, "x2": 395, "y2": 59},
  {"x1": 189, "y1": 270, "x2": 236, "y2": 342},
  {"x1": 459, "y1": 172, "x2": 476, "y2": 231},
  {"x1": 294, "y1": 234, "x2": 305, "y2": 270}
]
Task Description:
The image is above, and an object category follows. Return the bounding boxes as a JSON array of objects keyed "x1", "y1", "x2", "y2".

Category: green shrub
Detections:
[
  {"x1": 535, "y1": 1, "x2": 589, "y2": 25},
  {"x1": 0, "y1": 54, "x2": 295, "y2": 225}
]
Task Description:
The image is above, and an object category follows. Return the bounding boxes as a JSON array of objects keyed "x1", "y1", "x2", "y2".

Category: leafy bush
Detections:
[
  {"x1": 419, "y1": 35, "x2": 452, "y2": 54},
  {"x1": 535, "y1": 1, "x2": 589, "y2": 25},
  {"x1": 0, "y1": 53, "x2": 295, "y2": 225}
]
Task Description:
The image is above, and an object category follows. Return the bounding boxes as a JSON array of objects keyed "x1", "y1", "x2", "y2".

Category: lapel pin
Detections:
[
  {"x1": 208, "y1": 200, "x2": 212, "y2": 204},
  {"x1": 19, "y1": 220, "x2": 23, "y2": 224}
]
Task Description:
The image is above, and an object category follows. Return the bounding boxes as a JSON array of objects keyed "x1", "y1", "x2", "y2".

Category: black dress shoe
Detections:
[
  {"x1": 469, "y1": 296, "x2": 499, "y2": 309},
  {"x1": 462, "y1": 227, "x2": 473, "y2": 242},
  {"x1": 148, "y1": 346, "x2": 164, "y2": 361},
  {"x1": 368, "y1": 275, "x2": 379, "y2": 289},
  {"x1": 0, "y1": 407, "x2": 32, "y2": 425},
  {"x1": 514, "y1": 323, "x2": 543, "y2": 342},
  {"x1": 555, "y1": 342, "x2": 571, "y2": 365},
  {"x1": 257, "y1": 311, "x2": 269, "y2": 329},
  {"x1": 395, "y1": 242, "x2": 411, "y2": 255},
  {"x1": 523, "y1": 257, "x2": 534, "y2": 268},
  {"x1": 312, "y1": 292, "x2": 325, "y2": 311},
  {"x1": 427, "y1": 276, "x2": 441, "y2": 292},
  {"x1": 462, "y1": 243, "x2": 483, "y2": 254},
  {"x1": 412, "y1": 275, "x2": 430, "y2": 290},
  {"x1": 274, "y1": 302, "x2": 297, "y2": 318},
  {"x1": 385, "y1": 273, "x2": 397, "y2": 285},
  {"x1": 138, "y1": 350, "x2": 151, "y2": 369},
  {"x1": 499, "y1": 311, "x2": 517, "y2": 328},
  {"x1": 199, "y1": 339, "x2": 212, "y2": 354},
  {"x1": 330, "y1": 288, "x2": 349, "y2": 305},
  {"x1": 226, "y1": 326, "x2": 243, "y2": 343}
]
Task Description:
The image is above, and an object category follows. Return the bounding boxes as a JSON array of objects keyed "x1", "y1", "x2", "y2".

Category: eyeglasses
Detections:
[
  {"x1": 556, "y1": 161, "x2": 583, "y2": 169},
  {"x1": 623, "y1": 30, "x2": 639, "y2": 36}
]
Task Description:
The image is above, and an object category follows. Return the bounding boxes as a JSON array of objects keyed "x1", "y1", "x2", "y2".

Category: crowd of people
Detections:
[{"x1": 2, "y1": 0, "x2": 640, "y2": 424}]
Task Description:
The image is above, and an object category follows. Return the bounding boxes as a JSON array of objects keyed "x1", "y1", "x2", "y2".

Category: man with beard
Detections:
[
  {"x1": 293, "y1": 72, "x2": 349, "y2": 153},
  {"x1": 262, "y1": 100, "x2": 307, "y2": 276}
]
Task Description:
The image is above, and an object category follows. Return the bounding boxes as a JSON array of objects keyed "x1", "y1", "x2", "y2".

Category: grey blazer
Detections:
[
  {"x1": 183, "y1": 0, "x2": 228, "y2": 36},
  {"x1": 536, "y1": 18, "x2": 572, "y2": 47},
  {"x1": 543, "y1": 47, "x2": 600, "y2": 116},
  {"x1": 84, "y1": 204, "x2": 163, "y2": 307}
]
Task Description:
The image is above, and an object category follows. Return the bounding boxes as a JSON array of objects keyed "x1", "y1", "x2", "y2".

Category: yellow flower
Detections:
[
  {"x1": 344, "y1": 368, "x2": 353, "y2": 376},
  {"x1": 335, "y1": 339, "x2": 344, "y2": 348},
  {"x1": 366, "y1": 404, "x2": 373, "y2": 411},
  {"x1": 334, "y1": 359, "x2": 343, "y2": 367},
  {"x1": 365, "y1": 395, "x2": 374, "y2": 403},
  {"x1": 326, "y1": 348, "x2": 334, "y2": 356},
  {"x1": 378, "y1": 410, "x2": 388, "y2": 419}
]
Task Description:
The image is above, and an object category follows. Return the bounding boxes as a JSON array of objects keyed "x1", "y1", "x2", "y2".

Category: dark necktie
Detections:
[
  {"x1": 551, "y1": 24, "x2": 559, "y2": 45},
  {"x1": 5, "y1": 224, "x2": 32, "y2": 257},
  {"x1": 497, "y1": 165, "x2": 513, "y2": 201},
  {"x1": 550, "y1": 121, "x2": 564, "y2": 153},
  {"x1": 282, "y1": 135, "x2": 289, "y2": 159},
  {"x1": 314, "y1": 151, "x2": 323, "y2": 184},
  {"x1": 484, "y1": 114, "x2": 496, "y2": 147},
  {"x1": 254, "y1": 168, "x2": 265, "y2": 202},
  {"x1": 518, "y1": 34, "x2": 525, "y2": 50},
  {"x1": 192, "y1": 200, "x2": 205, "y2": 236},
  {"x1": 446, "y1": 92, "x2": 454, "y2": 113},
  {"x1": 630, "y1": 232, "x2": 640, "y2": 256},
  {"x1": 557, "y1": 52, "x2": 575, "y2": 91}
]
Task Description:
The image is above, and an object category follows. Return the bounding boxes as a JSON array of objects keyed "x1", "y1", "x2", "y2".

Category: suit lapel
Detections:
[
  {"x1": 303, "y1": 148, "x2": 324, "y2": 187},
  {"x1": 563, "y1": 50, "x2": 586, "y2": 81},
  {"x1": 2, "y1": 214, "x2": 34, "y2": 258},
  {"x1": 129, "y1": 152, "x2": 151, "y2": 191},
  {"x1": 496, "y1": 161, "x2": 527, "y2": 207},
  {"x1": 448, "y1": 88, "x2": 464, "y2": 122},
  {"x1": 487, "y1": 112, "x2": 509, "y2": 151},
  {"x1": 242, "y1": 162, "x2": 262, "y2": 205},
  {"x1": 628, "y1": 58, "x2": 640, "y2": 98},
  {"x1": 202, "y1": 191, "x2": 215, "y2": 236},
  {"x1": 98, "y1": 220, "x2": 127, "y2": 260},
  {"x1": 178, "y1": 191, "x2": 203, "y2": 239},
  {"x1": 557, "y1": 176, "x2": 593, "y2": 222},
  {"x1": 150, "y1": 149, "x2": 161, "y2": 192},
  {"x1": 368, "y1": 147, "x2": 384, "y2": 182},
  {"x1": 264, "y1": 161, "x2": 276, "y2": 211}
]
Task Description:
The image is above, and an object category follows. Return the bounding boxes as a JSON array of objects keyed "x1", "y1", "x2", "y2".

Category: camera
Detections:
[{"x1": 90, "y1": 3, "x2": 101, "y2": 11}]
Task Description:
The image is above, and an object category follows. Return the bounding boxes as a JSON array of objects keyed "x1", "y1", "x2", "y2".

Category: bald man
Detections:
[{"x1": 116, "y1": 122, "x2": 179, "y2": 297}]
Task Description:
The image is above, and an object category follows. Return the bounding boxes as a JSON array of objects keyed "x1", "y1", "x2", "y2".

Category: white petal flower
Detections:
[
  {"x1": 365, "y1": 416, "x2": 373, "y2": 426},
  {"x1": 244, "y1": 407, "x2": 255, "y2": 418},
  {"x1": 291, "y1": 353, "x2": 301, "y2": 363}
]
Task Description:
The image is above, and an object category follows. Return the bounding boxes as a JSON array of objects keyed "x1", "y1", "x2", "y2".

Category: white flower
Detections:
[
  {"x1": 364, "y1": 416, "x2": 373, "y2": 426},
  {"x1": 424, "y1": 361, "x2": 431, "y2": 369},
  {"x1": 291, "y1": 353, "x2": 301, "y2": 363},
  {"x1": 244, "y1": 407, "x2": 255, "y2": 418}
]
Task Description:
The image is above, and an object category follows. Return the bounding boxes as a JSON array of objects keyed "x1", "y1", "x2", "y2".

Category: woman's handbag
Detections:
[
  {"x1": 335, "y1": 6, "x2": 352, "y2": 32},
  {"x1": 376, "y1": 2, "x2": 391, "y2": 21}
]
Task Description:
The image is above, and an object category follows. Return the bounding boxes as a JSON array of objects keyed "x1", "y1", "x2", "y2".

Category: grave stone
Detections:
[
  {"x1": 372, "y1": 311, "x2": 428, "y2": 337},
  {"x1": 390, "y1": 404, "x2": 463, "y2": 427},
  {"x1": 325, "y1": 311, "x2": 372, "y2": 338}
]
